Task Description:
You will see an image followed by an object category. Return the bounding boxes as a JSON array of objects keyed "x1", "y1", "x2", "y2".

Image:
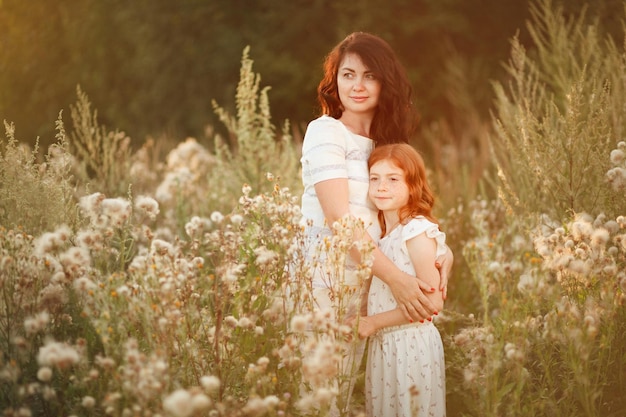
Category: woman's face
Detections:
[{"x1": 336, "y1": 52, "x2": 381, "y2": 117}]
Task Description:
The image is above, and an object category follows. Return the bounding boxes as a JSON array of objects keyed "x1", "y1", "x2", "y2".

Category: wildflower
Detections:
[
  {"x1": 33, "y1": 225, "x2": 72, "y2": 255},
  {"x1": 79, "y1": 193, "x2": 106, "y2": 220},
  {"x1": 210, "y1": 211, "x2": 224, "y2": 224},
  {"x1": 606, "y1": 167, "x2": 626, "y2": 191},
  {"x1": 135, "y1": 195, "x2": 160, "y2": 220},
  {"x1": 101, "y1": 198, "x2": 132, "y2": 227},
  {"x1": 504, "y1": 342, "x2": 523, "y2": 361},
  {"x1": 75, "y1": 230, "x2": 104, "y2": 251},
  {"x1": 81, "y1": 396, "x2": 96, "y2": 408},
  {"x1": 230, "y1": 214, "x2": 243, "y2": 225},
  {"x1": 59, "y1": 246, "x2": 91, "y2": 274},
  {"x1": 165, "y1": 137, "x2": 215, "y2": 173},
  {"x1": 156, "y1": 168, "x2": 194, "y2": 203},
  {"x1": 302, "y1": 339, "x2": 340, "y2": 386},
  {"x1": 200, "y1": 375, "x2": 220, "y2": 395},
  {"x1": 16, "y1": 408, "x2": 32, "y2": 417},
  {"x1": 163, "y1": 389, "x2": 193, "y2": 417},
  {"x1": 590, "y1": 228, "x2": 610, "y2": 248},
  {"x1": 224, "y1": 316, "x2": 238, "y2": 328},
  {"x1": 290, "y1": 315, "x2": 309, "y2": 333},
  {"x1": 24, "y1": 311, "x2": 50, "y2": 335},
  {"x1": 37, "y1": 340, "x2": 81, "y2": 370},
  {"x1": 242, "y1": 397, "x2": 269, "y2": 416},
  {"x1": 37, "y1": 367, "x2": 53, "y2": 382},
  {"x1": 190, "y1": 393, "x2": 212, "y2": 412},
  {"x1": 314, "y1": 387, "x2": 335, "y2": 406},
  {"x1": 254, "y1": 246, "x2": 278, "y2": 266},
  {"x1": 517, "y1": 274, "x2": 537, "y2": 293},
  {"x1": 150, "y1": 239, "x2": 175, "y2": 257},
  {"x1": 610, "y1": 148, "x2": 625, "y2": 165},
  {"x1": 38, "y1": 284, "x2": 68, "y2": 310},
  {"x1": 238, "y1": 317, "x2": 254, "y2": 329},
  {"x1": 185, "y1": 216, "x2": 212, "y2": 239},
  {"x1": 242, "y1": 183, "x2": 252, "y2": 196},
  {"x1": 571, "y1": 215, "x2": 594, "y2": 240}
]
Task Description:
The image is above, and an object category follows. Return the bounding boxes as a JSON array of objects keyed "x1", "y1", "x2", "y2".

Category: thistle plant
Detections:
[
  {"x1": 444, "y1": 2, "x2": 626, "y2": 416},
  {"x1": 0, "y1": 116, "x2": 75, "y2": 235},
  {"x1": 210, "y1": 46, "x2": 302, "y2": 212},
  {"x1": 490, "y1": 0, "x2": 618, "y2": 220},
  {"x1": 68, "y1": 86, "x2": 133, "y2": 198}
]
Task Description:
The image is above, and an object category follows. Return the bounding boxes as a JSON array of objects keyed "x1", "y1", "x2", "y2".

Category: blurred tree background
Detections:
[{"x1": 1, "y1": 0, "x2": 623, "y2": 150}]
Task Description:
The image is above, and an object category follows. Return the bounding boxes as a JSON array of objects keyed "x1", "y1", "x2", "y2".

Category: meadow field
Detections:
[{"x1": 1, "y1": 1, "x2": 626, "y2": 416}]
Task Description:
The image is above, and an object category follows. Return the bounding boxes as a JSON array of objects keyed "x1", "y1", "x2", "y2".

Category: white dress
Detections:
[{"x1": 366, "y1": 216, "x2": 447, "y2": 417}]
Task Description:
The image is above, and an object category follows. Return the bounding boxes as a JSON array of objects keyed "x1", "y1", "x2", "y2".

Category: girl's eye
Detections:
[
  {"x1": 342, "y1": 72, "x2": 354, "y2": 79},
  {"x1": 365, "y1": 73, "x2": 376, "y2": 80}
]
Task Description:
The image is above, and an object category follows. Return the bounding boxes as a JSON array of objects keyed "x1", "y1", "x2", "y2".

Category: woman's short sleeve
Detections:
[{"x1": 301, "y1": 116, "x2": 349, "y2": 184}]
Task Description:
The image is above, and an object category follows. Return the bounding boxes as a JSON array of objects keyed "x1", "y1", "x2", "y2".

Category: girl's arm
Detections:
[
  {"x1": 315, "y1": 178, "x2": 437, "y2": 321},
  {"x1": 357, "y1": 232, "x2": 445, "y2": 338}
]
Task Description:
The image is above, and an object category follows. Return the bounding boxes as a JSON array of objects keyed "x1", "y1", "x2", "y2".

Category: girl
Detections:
[{"x1": 360, "y1": 143, "x2": 446, "y2": 417}]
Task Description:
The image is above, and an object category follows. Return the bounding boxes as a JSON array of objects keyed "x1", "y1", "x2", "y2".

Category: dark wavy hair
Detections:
[
  {"x1": 368, "y1": 143, "x2": 437, "y2": 236},
  {"x1": 317, "y1": 32, "x2": 417, "y2": 145}
]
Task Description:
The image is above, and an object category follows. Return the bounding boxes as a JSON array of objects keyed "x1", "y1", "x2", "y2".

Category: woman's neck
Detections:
[{"x1": 339, "y1": 112, "x2": 373, "y2": 138}]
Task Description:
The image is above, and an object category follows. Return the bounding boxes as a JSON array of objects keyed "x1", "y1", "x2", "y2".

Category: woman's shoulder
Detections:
[
  {"x1": 306, "y1": 115, "x2": 343, "y2": 131},
  {"x1": 303, "y1": 116, "x2": 347, "y2": 148}
]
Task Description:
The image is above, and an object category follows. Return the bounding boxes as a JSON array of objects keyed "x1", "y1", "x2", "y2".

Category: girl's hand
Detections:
[{"x1": 356, "y1": 316, "x2": 378, "y2": 339}]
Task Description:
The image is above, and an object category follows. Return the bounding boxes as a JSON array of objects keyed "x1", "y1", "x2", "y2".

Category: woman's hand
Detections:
[
  {"x1": 387, "y1": 272, "x2": 436, "y2": 322},
  {"x1": 435, "y1": 247, "x2": 454, "y2": 300}
]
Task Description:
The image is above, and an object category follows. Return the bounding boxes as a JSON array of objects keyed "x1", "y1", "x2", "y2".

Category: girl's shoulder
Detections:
[{"x1": 401, "y1": 216, "x2": 447, "y2": 256}]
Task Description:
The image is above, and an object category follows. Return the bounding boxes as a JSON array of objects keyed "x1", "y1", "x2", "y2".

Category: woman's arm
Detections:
[
  {"x1": 356, "y1": 232, "x2": 445, "y2": 338},
  {"x1": 315, "y1": 178, "x2": 437, "y2": 321}
]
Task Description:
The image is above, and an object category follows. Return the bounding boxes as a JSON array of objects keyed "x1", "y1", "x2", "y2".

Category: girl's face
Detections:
[
  {"x1": 368, "y1": 159, "x2": 409, "y2": 213},
  {"x1": 337, "y1": 52, "x2": 381, "y2": 117}
]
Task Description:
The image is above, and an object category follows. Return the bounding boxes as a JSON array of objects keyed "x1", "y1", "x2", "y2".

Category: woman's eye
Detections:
[{"x1": 366, "y1": 73, "x2": 376, "y2": 80}]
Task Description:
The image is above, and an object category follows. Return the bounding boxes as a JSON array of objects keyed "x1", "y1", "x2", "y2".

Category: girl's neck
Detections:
[{"x1": 383, "y1": 211, "x2": 402, "y2": 234}]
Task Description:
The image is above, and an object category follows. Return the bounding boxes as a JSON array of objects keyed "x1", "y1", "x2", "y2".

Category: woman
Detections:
[
  {"x1": 301, "y1": 32, "x2": 451, "y2": 319},
  {"x1": 299, "y1": 32, "x2": 453, "y2": 414}
]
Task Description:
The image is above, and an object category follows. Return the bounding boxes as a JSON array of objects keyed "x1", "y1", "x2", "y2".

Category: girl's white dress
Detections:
[{"x1": 366, "y1": 216, "x2": 447, "y2": 417}]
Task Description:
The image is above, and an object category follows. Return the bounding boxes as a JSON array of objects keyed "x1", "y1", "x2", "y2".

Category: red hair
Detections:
[
  {"x1": 316, "y1": 32, "x2": 417, "y2": 145},
  {"x1": 368, "y1": 143, "x2": 437, "y2": 236}
]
